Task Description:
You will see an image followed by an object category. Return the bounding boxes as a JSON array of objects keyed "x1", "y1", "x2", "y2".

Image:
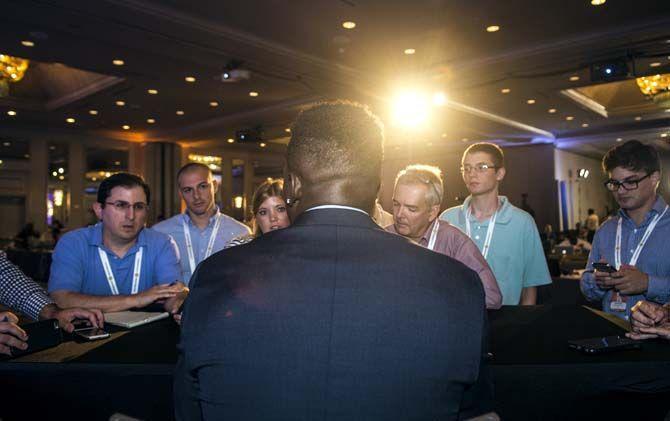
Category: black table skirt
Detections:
[{"x1": 3, "y1": 306, "x2": 670, "y2": 421}]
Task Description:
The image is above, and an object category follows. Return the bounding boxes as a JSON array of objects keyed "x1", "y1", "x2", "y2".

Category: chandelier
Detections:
[
  {"x1": 636, "y1": 73, "x2": 670, "y2": 108},
  {"x1": 0, "y1": 54, "x2": 30, "y2": 97}
]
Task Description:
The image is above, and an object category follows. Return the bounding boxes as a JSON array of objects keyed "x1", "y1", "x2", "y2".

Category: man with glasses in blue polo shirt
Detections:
[
  {"x1": 440, "y1": 142, "x2": 551, "y2": 305},
  {"x1": 581, "y1": 140, "x2": 670, "y2": 320},
  {"x1": 49, "y1": 173, "x2": 186, "y2": 314}
]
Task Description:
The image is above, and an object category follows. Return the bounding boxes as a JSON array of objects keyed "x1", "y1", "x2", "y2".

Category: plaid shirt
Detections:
[{"x1": 0, "y1": 251, "x2": 53, "y2": 320}]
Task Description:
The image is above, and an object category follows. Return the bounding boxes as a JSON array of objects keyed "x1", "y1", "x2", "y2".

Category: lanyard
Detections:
[
  {"x1": 465, "y1": 207, "x2": 498, "y2": 259},
  {"x1": 427, "y1": 220, "x2": 440, "y2": 251},
  {"x1": 98, "y1": 247, "x2": 143, "y2": 295},
  {"x1": 615, "y1": 205, "x2": 668, "y2": 269},
  {"x1": 182, "y1": 214, "x2": 222, "y2": 275}
]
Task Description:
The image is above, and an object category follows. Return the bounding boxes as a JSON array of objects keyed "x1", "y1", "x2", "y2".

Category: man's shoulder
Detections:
[
  {"x1": 58, "y1": 225, "x2": 94, "y2": 246},
  {"x1": 152, "y1": 214, "x2": 181, "y2": 233},
  {"x1": 219, "y1": 213, "x2": 251, "y2": 233},
  {"x1": 437, "y1": 219, "x2": 467, "y2": 237},
  {"x1": 142, "y1": 227, "x2": 176, "y2": 247}
]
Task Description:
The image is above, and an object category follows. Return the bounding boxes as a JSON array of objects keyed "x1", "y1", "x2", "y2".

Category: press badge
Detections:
[{"x1": 609, "y1": 293, "x2": 627, "y2": 312}]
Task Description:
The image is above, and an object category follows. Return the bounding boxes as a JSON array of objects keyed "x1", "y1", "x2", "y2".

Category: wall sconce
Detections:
[
  {"x1": 233, "y1": 196, "x2": 244, "y2": 209},
  {"x1": 53, "y1": 189, "x2": 64, "y2": 207},
  {"x1": 578, "y1": 168, "x2": 589, "y2": 179}
]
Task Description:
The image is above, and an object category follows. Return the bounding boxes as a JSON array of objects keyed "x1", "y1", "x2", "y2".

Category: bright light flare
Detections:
[
  {"x1": 432, "y1": 92, "x2": 448, "y2": 106},
  {"x1": 392, "y1": 91, "x2": 430, "y2": 128}
]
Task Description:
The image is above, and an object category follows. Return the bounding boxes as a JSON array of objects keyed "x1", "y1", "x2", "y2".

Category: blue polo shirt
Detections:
[
  {"x1": 152, "y1": 210, "x2": 250, "y2": 284},
  {"x1": 440, "y1": 196, "x2": 551, "y2": 305},
  {"x1": 580, "y1": 196, "x2": 670, "y2": 320},
  {"x1": 48, "y1": 223, "x2": 181, "y2": 296}
]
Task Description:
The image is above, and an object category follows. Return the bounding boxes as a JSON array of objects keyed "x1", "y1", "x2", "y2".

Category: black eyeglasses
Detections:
[
  {"x1": 105, "y1": 201, "x2": 149, "y2": 212},
  {"x1": 603, "y1": 173, "x2": 651, "y2": 192}
]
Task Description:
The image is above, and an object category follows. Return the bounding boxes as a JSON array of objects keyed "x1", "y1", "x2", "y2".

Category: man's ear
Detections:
[
  {"x1": 496, "y1": 167, "x2": 506, "y2": 182},
  {"x1": 651, "y1": 170, "x2": 661, "y2": 185},
  {"x1": 92, "y1": 202, "x2": 103, "y2": 220},
  {"x1": 428, "y1": 204, "x2": 440, "y2": 222},
  {"x1": 211, "y1": 178, "x2": 220, "y2": 194},
  {"x1": 286, "y1": 172, "x2": 303, "y2": 205}
]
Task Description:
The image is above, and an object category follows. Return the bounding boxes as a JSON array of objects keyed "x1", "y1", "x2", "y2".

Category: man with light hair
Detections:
[{"x1": 387, "y1": 164, "x2": 502, "y2": 309}]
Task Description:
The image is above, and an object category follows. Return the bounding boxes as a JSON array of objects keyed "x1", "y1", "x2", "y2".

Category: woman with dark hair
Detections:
[{"x1": 226, "y1": 179, "x2": 291, "y2": 247}]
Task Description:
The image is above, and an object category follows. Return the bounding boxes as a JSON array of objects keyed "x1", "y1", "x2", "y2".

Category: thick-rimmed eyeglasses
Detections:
[
  {"x1": 460, "y1": 163, "x2": 497, "y2": 174},
  {"x1": 105, "y1": 201, "x2": 149, "y2": 212},
  {"x1": 603, "y1": 173, "x2": 651, "y2": 192}
]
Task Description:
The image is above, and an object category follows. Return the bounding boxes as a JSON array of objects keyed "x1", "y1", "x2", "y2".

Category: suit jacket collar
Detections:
[{"x1": 292, "y1": 208, "x2": 380, "y2": 230}]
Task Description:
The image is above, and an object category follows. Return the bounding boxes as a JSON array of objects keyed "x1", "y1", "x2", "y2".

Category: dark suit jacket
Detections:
[{"x1": 175, "y1": 208, "x2": 487, "y2": 421}]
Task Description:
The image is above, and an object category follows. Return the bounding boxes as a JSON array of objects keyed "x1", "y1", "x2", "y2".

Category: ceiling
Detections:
[{"x1": 0, "y1": 0, "x2": 669, "y2": 160}]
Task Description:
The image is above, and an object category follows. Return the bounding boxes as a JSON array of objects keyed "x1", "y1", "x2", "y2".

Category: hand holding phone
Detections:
[
  {"x1": 593, "y1": 262, "x2": 616, "y2": 273},
  {"x1": 74, "y1": 327, "x2": 110, "y2": 341}
]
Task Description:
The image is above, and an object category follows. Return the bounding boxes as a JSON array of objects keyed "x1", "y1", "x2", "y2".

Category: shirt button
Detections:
[
  {"x1": 475, "y1": 235, "x2": 480, "y2": 240},
  {"x1": 633, "y1": 229, "x2": 637, "y2": 233},
  {"x1": 630, "y1": 249, "x2": 635, "y2": 253}
]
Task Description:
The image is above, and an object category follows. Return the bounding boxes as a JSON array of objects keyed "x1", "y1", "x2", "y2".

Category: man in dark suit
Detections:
[{"x1": 175, "y1": 101, "x2": 489, "y2": 420}]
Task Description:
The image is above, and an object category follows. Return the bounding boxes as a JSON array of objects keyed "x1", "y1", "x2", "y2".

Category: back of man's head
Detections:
[
  {"x1": 287, "y1": 101, "x2": 384, "y2": 193},
  {"x1": 602, "y1": 139, "x2": 660, "y2": 175}
]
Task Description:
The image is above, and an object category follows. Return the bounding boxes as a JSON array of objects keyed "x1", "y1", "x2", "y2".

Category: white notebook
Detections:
[{"x1": 104, "y1": 311, "x2": 170, "y2": 328}]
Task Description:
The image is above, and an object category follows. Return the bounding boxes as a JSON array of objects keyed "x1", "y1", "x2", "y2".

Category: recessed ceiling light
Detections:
[
  {"x1": 58, "y1": 167, "x2": 64, "y2": 174},
  {"x1": 404, "y1": 48, "x2": 416, "y2": 55},
  {"x1": 66, "y1": 118, "x2": 75, "y2": 124},
  {"x1": 634, "y1": 116, "x2": 642, "y2": 121},
  {"x1": 112, "y1": 59, "x2": 124, "y2": 66},
  {"x1": 501, "y1": 88, "x2": 511, "y2": 94},
  {"x1": 21, "y1": 40, "x2": 34, "y2": 47},
  {"x1": 486, "y1": 25, "x2": 500, "y2": 33},
  {"x1": 114, "y1": 161, "x2": 121, "y2": 166},
  {"x1": 3, "y1": 142, "x2": 10, "y2": 146},
  {"x1": 461, "y1": 138, "x2": 469, "y2": 142},
  {"x1": 24, "y1": 154, "x2": 30, "y2": 159},
  {"x1": 591, "y1": 0, "x2": 606, "y2": 5},
  {"x1": 548, "y1": 108, "x2": 557, "y2": 113},
  {"x1": 227, "y1": 138, "x2": 234, "y2": 143},
  {"x1": 52, "y1": 171, "x2": 57, "y2": 176},
  {"x1": 49, "y1": 146, "x2": 56, "y2": 151},
  {"x1": 342, "y1": 21, "x2": 356, "y2": 29},
  {"x1": 441, "y1": 133, "x2": 447, "y2": 138},
  {"x1": 89, "y1": 110, "x2": 98, "y2": 115},
  {"x1": 661, "y1": 133, "x2": 668, "y2": 138},
  {"x1": 650, "y1": 62, "x2": 662, "y2": 68},
  {"x1": 7, "y1": 110, "x2": 16, "y2": 116},
  {"x1": 569, "y1": 75, "x2": 580, "y2": 81},
  {"x1": 115, "y1": 100, "x2": 125, "y2": 106},
  {"x1": 58, "y1": 175, "x2": 64, "y2": 180},
  {"x1": 260, "y1": 142, "x2": 267, "y2": 148},
  {"x1": 616, "y1": 138, "x2": 623, "y2": 142},
  {"x1": 147, "y1": 118, "x2": 155, "y2": 124},
  {"x1": 176, "y1": 110, "x2": 185, "y2": 115},
  {"x1": 209, "y1": 101, "x2": 219, "y2": 107},
  {"x1": 122, "y1": 125, "x2": 130, "y2": 130},
  {"x1": 527, "y1": 99, "x2": 536, "y2": 104},
  {"x1": 666, "y1": 109, "x2": 670, "y2": 113},
  {"x1": 581, "y1": 123, "x2": 589, "y2": 127},
  {"x1": 249, "y1": 91, "x2": 259, "y2": 97},
  {"x1": 566, "y1": 116, "x2": 574, "y2": 121},
  {"x1": 184, "y1": 76, "x2": 196, "y2": 83},
  {"x1": 147, "y1": 89, "x2": 158, "y2": 95},
  {"x1": 285, "y1": 128, "x2": 291, "y2": 133}
]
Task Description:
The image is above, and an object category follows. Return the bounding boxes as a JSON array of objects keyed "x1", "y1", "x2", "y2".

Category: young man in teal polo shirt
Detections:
[
  {"x1": 440, "y1": 142, "x2": 551, "y2": 305},
  {"x1": 48, "y1": 173, "x2": 186, "y2": 313}
]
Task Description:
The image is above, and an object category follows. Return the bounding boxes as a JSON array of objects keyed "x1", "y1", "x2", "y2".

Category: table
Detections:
[
  {"x1": 489, "y1": 305, "x2": 670, "y2": 420},
  {"x1": 2, "y1": 306, "x2": 670, "y2": 420}
]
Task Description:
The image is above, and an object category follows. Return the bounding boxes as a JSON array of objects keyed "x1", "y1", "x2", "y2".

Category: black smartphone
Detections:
[
  {"x1": 568, "y1": 335, "x2": 640, "y2": 354},
  {"x1": 74, "y1": 327, "x2": 110, "y2": 341},
  {"x1": 592, "y1": 262, "x2": 616, "y2": 273},
  {"x1": 10, "y1": 319, "x2": 62, "y2": 358}
]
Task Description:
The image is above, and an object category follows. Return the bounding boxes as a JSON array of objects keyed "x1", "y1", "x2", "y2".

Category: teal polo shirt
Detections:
[{"x1": 440, "y1": 196, "x2": 551, "y2": 305}]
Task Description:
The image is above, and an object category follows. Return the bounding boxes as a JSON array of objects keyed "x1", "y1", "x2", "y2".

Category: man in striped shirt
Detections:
[{"x1": 0, "y1": 251, "x2": 102, "y2": 356}]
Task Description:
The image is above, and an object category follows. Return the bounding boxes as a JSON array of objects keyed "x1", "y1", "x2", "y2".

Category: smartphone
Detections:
[
  {"x1": 9, "y1": 319, "x2": 62, "y2": 358},
  {"x1": 592, "y1": 262, "x2": 616, "y2": 273},
  {"x1": 74, "y1": 327, "x2": 110, "y2": 341},
  {"x1": 568, "y1": 335, "x2": 640, "y2": 354}
]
